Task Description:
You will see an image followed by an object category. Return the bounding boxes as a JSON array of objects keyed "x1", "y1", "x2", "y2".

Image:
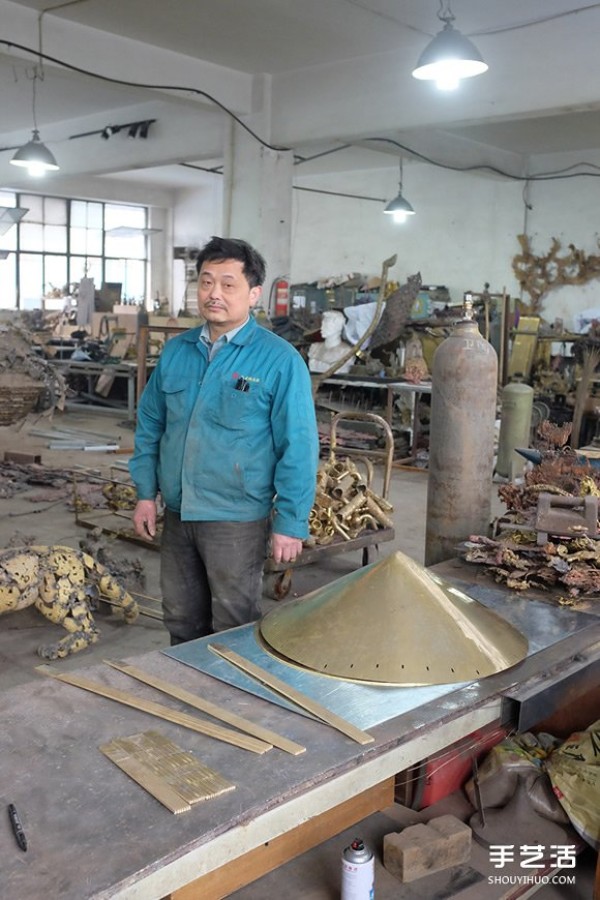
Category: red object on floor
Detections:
[{"x1": 416, "y1": 723, "x2": 509, "y2": 809}]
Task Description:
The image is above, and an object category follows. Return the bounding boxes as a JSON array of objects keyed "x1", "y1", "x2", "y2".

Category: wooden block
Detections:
[
  {"x1": 383, "y1": 814, "x2": 471, "y2": 883},
  {"x1": 3, "y1": 451, "x2": 42, "y2": 465}
]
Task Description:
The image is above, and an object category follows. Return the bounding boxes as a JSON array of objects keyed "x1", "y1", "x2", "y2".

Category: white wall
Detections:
[
  {"x1": 172, "y1": 179, "x2": 223, "y2": 249},
  {"x1": 168, "y1": 151, "x2": 600, "y2": 330},
  {"x1": 290, "y1": 163, "x2": 524, "y2": 301},
  {"x1": 171, "y1": 176, "x2": 223, "y2": 313}
]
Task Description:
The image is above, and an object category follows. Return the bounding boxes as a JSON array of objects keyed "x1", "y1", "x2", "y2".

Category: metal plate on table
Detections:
[{"x1": 163, "y1": 591, "x2": 592, "y2": 731}]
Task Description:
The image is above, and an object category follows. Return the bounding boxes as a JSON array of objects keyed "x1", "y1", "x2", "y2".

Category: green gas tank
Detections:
[{"x1": 496, "y1": 383, "x2": 534, "y2": 480}]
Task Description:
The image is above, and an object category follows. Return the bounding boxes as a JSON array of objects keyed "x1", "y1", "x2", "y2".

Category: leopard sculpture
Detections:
[{"x1": 0, "y1": 545, "x2": 139, "y2": 659}]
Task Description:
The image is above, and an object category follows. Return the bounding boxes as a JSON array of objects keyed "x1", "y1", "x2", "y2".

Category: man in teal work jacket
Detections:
[{"x1": 130, "y1": 236, "x2": 319, "y2": 644}]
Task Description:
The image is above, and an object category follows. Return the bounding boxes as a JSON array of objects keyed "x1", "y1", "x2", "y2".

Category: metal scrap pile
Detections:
[
  {"x1": 460, "y1": 422, "x2": 600, "y2": 603},
  {"x1": 307, "y1": 456, "x2": 393, "y2": 545},
  {"x1": 461, "y1": 532, "x2": 600, "y2": 602},
  {"x1": 0, "y1": 322, "x2": 66, "y2": 420}
]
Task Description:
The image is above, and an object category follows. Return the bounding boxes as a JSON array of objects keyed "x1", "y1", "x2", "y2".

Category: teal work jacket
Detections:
[{"x1": 129, "y1": 317, "x2": 319, "y2": 539}]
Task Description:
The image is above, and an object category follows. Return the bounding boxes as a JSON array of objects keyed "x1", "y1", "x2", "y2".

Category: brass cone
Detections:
[{"x1": 260, "y1": 551, "x2": 528, "y2": 686}]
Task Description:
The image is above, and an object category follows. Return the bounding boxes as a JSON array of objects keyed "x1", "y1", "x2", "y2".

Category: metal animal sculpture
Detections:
[
  {"x1": 0, "y1": 545, "x2": 139, "y2": 659},
  {"x1": 369, "y1": 271, "x2": 422, "y2": 350}
]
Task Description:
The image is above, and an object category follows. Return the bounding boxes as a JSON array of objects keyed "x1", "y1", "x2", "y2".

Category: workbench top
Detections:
[{"x1": 1, "y1": 563, "x2": 598, "y2": 900}]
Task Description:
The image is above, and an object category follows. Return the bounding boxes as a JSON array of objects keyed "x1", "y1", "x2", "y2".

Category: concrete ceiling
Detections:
[{"x1": 1, "y1": 0, "x2": 600, "y2": 190}]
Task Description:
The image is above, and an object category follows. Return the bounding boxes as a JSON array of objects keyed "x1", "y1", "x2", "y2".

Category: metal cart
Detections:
[{"x1": 264, "y1": 411, "x2": 395, "y2": 599}]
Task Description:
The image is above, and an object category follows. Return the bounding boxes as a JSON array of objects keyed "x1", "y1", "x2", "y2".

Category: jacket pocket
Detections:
[
  {"x1": 208, "y1": 379, "x2": 268, "y2": 431},
  {"x1": 162, "y1": 376, "x2": 191, "y2": 422}
]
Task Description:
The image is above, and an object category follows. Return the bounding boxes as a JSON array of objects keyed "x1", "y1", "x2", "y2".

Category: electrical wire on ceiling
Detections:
[
  {"x1": 181, "y1": 162, "x2": 388, "y2": 205},
  {"x1": 339, "y1": 0, "x2": 600, "y2": 37},
  {"x1": 2, "y1": 39, "x2": 600, "y2": 186},
  {"x1": 470, "y1": 3, "x2": 600, "y2": 35},
  {"x1": 358, "y1": 136, "x2": 600, "y2": 181},
  {"x1": 0, "y1": 39, "x2": 290, "y2": 154}
]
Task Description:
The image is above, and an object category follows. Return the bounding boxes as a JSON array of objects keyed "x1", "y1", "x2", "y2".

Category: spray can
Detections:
[{"x1": 341, "y1": 838, "x2": 374, "y2": 900}]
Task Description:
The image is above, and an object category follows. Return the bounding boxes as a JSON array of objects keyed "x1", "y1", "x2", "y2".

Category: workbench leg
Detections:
[
  {"x1": 127, "y1": 373, "x2": 135, "y2": 420},
  {"x1": 385, "y1": 386, "x2": 394, "y2": 426}
]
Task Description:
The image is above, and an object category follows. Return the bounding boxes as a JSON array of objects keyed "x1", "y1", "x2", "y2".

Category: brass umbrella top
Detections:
[{"x1": 260, "y1": 551, "x2": 528, "y2": 686}]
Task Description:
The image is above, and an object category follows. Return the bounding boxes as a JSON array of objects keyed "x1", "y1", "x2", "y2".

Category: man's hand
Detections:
[
  {"x1": 132, "y1": 499, "x2": 157, "y2": 541},
  {"x1": 271, "y1": 533, "x2": 303, "y2": 565}
]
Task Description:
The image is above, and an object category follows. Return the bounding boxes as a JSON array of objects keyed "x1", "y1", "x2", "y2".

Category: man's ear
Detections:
[{"x1": 249, "y1": 286, "x2": 262, "y2": 307}]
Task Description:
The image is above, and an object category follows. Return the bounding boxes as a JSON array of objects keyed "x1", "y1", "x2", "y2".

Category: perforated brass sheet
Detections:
[{"x1": 260, "y1": 551, "x2": 528, "y2": 686}]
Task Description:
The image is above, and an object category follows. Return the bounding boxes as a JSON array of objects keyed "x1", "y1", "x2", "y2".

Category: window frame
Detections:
[{"x1": 0, "y1": 190, "x2": 149, "y2": 309}]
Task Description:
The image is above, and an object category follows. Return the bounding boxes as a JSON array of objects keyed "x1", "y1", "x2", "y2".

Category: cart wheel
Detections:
[{"x1": 263, "y1": 569, "x2": 292, "y2": 601}]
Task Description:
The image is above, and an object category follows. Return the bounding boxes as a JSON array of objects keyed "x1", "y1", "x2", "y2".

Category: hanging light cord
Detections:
[{"x1": 437, "y1": 1, "x2": 455, "y2": 27}]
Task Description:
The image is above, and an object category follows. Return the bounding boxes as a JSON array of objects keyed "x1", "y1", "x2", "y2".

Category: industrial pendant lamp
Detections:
[
  {"x1": 10, "y1": 68, "x2": 59, "y2": 177},
  {"x1": 412, "y1": 1, "x2": 488, "y2": 91},
  {"x1": 383, "y1": 158, "x2": 415, "y2": 224}
]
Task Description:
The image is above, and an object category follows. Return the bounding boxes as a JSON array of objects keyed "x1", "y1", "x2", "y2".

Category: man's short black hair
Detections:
[{"x1": 196, "y1": 236, "x2": 266, "y2": 288}]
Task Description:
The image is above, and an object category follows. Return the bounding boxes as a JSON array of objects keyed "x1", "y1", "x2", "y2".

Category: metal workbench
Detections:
[
  {"x1": 49, "y1": 358, "x2": 156, "y2": 419},
  {"x1": 0, "y1": 561, "x2": 598, "y2": 900}
]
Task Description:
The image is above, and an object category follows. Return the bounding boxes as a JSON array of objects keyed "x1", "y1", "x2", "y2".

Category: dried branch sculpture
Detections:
[{"x1": 512, "y1": 234, "x2": 600, "y2": 313}]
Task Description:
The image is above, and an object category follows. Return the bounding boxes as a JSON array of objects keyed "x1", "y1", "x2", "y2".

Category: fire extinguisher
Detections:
[{"x1": 273, "y1": 278, "x2": 290, "y2": 317}]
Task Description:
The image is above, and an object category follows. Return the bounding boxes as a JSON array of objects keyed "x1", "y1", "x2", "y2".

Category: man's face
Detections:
[{"x1": 197, "y1": 258, "x2": 262, "y2": 338}]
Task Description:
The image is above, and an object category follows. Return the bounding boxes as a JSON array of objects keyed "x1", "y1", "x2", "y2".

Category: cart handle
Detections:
[{"x1": 329, "y1": 411, "x2": 394, "y2": 500}]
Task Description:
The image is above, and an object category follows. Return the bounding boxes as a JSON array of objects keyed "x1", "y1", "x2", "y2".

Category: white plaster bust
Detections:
[{"x1": 308, "y1": 310, "x2": 353, "y2": 374}]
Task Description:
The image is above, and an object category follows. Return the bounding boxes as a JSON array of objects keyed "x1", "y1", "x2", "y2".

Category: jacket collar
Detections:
[{"x1": 182, "y1": 316, "x2": 257, "y2": 346}]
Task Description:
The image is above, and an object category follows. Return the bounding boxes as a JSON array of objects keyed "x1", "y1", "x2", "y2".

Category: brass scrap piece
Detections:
[
  {"x1": 102, "y1": 482, "x2": 138, "y2": 510},
  {"x1": 307, "y1": 456, "x2": 393, "y2": 545}
]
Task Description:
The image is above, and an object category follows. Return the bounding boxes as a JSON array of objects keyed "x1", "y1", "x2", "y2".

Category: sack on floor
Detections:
[
  {"x1": 545, "y1": 719, "x2": 600, "y2": 850},
  {"x1": 464, "y1": 732, "x2": 569, "y2": 823}
]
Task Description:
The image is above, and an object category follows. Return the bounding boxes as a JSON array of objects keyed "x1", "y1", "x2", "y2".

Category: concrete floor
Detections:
[
  {"x1": 0, "y1": 405, "x2": 433, "y2": 688},
  {"x1": 0, "y1": 406, "x2": 596, "y2": 899}
]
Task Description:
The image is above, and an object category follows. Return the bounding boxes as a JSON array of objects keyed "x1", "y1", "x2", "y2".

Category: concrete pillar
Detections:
[{"x1": 222, "y1": 76, "x2": 293, "y2": 312}]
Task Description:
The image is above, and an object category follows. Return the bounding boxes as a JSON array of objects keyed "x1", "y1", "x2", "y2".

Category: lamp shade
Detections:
[
  {"x1": 10, "y1": 130, "x2": 59, "y2": 176},
  {"x1": 384, "y1": 191, "x2": 415, "y2": 223},
  {"x1": 413, "y1": 22, "x2": 488, "y2": 90}
]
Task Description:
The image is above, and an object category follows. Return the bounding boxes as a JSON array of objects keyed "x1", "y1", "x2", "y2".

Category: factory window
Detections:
[
  {"x1": 0, "y1": 191, "x2": 18, "y2": 308},
  {"x1": 0, "y1": 190, "x2": 149, "y2": 310}
]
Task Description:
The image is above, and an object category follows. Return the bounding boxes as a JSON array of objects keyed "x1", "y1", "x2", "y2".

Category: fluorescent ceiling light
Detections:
[
  {"x1": 0, "y1": 207, "x2": 28, "y2": 237},
  {"x1": 106, "y1": 227, "x2": 163, "y2": 237}
]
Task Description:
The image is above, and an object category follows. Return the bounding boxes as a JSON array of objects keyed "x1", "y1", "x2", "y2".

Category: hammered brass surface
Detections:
[{"x1": 259, "y1": 551, "x2": 528, "y2": 686}]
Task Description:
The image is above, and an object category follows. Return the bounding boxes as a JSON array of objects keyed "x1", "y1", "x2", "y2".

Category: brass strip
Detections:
[
  {"x1": 100, "y1": 730, "x2": 235, "y2": 813},
  {"x1": 105, "y1": 660, "x2": 305, "y2": 756},
  {"x1": 208, "y1": 643, "x2": 374, "y2": 746},
  {"x1": 100, "y1": 748, "x2": 191, "y2": 814},
  {"x1": 45, "y1": 671, "x2": 272, "y2": 754}
]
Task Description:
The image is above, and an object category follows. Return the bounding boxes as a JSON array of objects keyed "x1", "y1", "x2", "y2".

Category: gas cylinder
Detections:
[
  {"x1": 425, "y1": 301, "x2": 498, "y2": 567},
  {"x1": 495, "y1": 382, "x2": 534, "y2": 480}
]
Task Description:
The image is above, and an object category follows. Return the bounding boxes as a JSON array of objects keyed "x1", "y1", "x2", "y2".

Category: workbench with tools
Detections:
[{"x1": 1, "y1": 559, "x2": 598, "y2": 900}]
